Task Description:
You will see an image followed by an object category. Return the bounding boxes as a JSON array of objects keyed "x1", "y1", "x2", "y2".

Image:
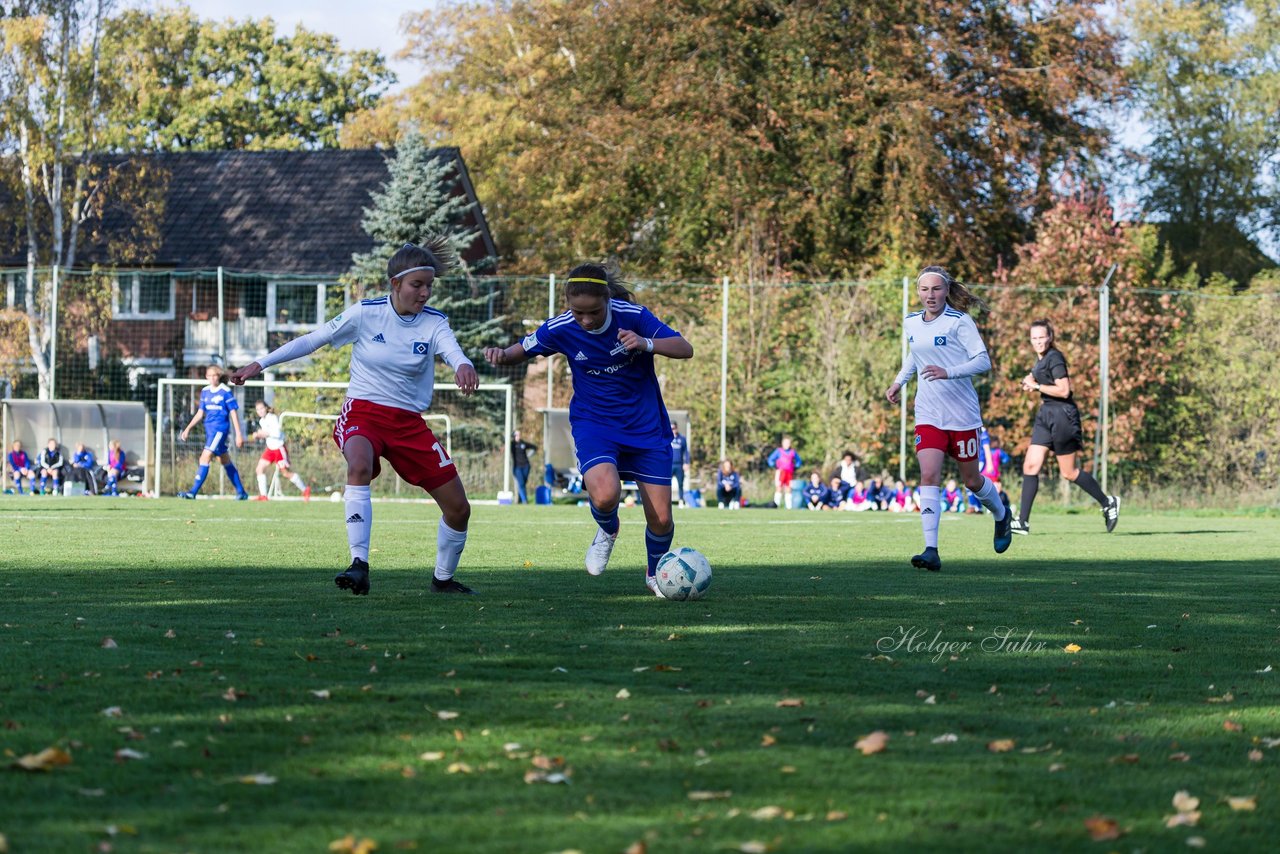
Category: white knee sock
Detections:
[
  {"x1": 774, "y1": 490, "x2": 782, "y2": 507},
  {"x1": 256, "y1": 473, "x2": 268, "y2": 496},
  {"x1": 434, "y1": 519, "x2": 468, "y2": 581},
  {"x1": 290, "y1": 473, "x2": 306, "y2": 490},
  {"x1": 344, "y1": 485, "x2": 372, "y2": 562},
  {"x1": 973, "y1": 477, "x2": 1006, "y2": 520},
  {"x1": 919, "y1": 485, "x2": 941, "y2": 548}
]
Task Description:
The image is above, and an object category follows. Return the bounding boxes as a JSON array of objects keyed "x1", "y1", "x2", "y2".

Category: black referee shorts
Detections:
[{"x1": 1030, "y1": 403, "x2": 1083, "y2": 455}]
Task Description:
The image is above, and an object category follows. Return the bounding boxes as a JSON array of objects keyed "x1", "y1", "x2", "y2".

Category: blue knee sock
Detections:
[
  {"x1": 190, "y1": 464, "x2": 210, "y2": 494},
  {"x1": 38, "y1": 475, "x2": 47, "y2": 493},
  {"x1": 645, "y1": 527, "x2": 675, "y2": 578},
  {"x1": 590, "y1": 502, "x2": 619, "y2": 536},
  {"x1": 224, "y1": 463, "x2": 246, "y2": 495}
]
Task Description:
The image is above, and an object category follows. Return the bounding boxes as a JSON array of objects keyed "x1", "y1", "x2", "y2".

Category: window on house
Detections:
[
  {"x1": 4, "y1": 271, "x2": 31, "y2": 310},
  {"x1": 113, "y1": 272, "x2": 175, "y2": 319},
  {"x1": 267, "y1": 282, "x2": 326, "y2": 331}
]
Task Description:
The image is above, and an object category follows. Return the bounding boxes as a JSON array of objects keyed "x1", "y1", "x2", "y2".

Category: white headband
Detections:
[{"x1": 391, "y1": 265, "x2": 435, "y2": 280}]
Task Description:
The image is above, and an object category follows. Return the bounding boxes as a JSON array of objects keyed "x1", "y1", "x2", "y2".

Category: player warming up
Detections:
[
  {"x1": 251, "y1": 400, "x2": 311, "y2": 501},
  {"x1": 886, "y1": 266, "x2": 1012, "y2": 572},
  {"x1": 1012, "y1": 319, "x2": 1119, "y2": 535},
  {"x1": 178, "y1": 365, "x2": 249, "y2": 500},
  {"x1": 230, "y1": 239, "x2": 481, "y2": 596},
  {"x1": 484, "y1": 263, "x2": 694, "y2": 597}
]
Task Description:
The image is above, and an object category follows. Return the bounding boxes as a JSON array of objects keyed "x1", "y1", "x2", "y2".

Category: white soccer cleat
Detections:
[
  {"x1": 645, "y1": 575, "x2": 664, "y2": 598},
  {"x1": 585, "y1": 528, "x2": 617, "y2": 576}
]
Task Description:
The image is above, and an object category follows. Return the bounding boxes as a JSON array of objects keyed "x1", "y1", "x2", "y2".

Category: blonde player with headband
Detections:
[
  {"x1": 885, "y1": 265, "x2": 1013, "y2": 572},
  {"x1": 484, "y1": 263, "x2": 694, "y2": 597},
  {"x1": 230, "y1": 239, "x2": 481, "y2": 596}
]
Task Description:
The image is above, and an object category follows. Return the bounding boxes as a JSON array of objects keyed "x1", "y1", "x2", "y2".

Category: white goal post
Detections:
[{"x1": 154, "y1": 378, "x2": 513, "y2": 499}]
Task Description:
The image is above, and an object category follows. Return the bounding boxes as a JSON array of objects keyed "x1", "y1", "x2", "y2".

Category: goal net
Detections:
[{"x1": 155, "y1": 378, "x2": 513, "y2": 500}]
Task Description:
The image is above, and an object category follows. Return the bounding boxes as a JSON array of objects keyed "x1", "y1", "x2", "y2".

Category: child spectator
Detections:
[
  {"x1": 844, "y1": 480, "x2": 871, "y2": 511},
  {"x1": 37, "y1": 438, "x2": 64, "y2": 496},
  {"x1": 715, "y1": 459, "x2": 742, "y2": 509},
  {"x1": 823, "y1": 476, "x2": 845, "y2": 510},
  {"x1": 6, "y1": 441, "x2": 35, "y2": 494},
  {"x1": 103, "y1": 440, "x2": 127, "y2": 497},
  {"x1": 944, "y1": 478, "x2": 962, "y2": 512},
  {"x1": 70, "y1": 443, "x2": 98, "y2": 495},
  {"x1": 890, "y1": 479, "x2": 914, "y2": 512},
  {"x1": 767, "y1": 435, "x2": 801, "y2": 509},
  {"x1": 802, "y1": 471, "x2": 825, "y2": 510},
  {"x1": 837, "y1": 451, "x2": 859, "y2": 498}
]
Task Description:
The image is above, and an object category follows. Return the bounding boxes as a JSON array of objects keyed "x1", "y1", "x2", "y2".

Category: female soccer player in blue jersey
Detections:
[
  {"x1": 885, "y1": 266, "x2": 1012, "y2": 572},
  {"x1": 178, "y1": 364, "x2": 249, "y2": 500},
  {"x1": 483, "y1": 264, "x2": 694, "y2": 596},
  {"x1": 230, "y1": 240, "x2": 481, "y2": 596}
]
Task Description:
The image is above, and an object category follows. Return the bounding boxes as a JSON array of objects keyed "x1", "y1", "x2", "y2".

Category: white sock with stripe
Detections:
[
  {"x1": 919, "y1": 485, "x2": 941, "y2": 548},
  {"x1": 973, "y1": 477, "x2": 1006, "y2": 520},
  {"x1": 344, "y1": 485, "x2": 372, "y2": 562},
  {"x1": 257, "y1": 473, "x2": 268, "y2": 496}
]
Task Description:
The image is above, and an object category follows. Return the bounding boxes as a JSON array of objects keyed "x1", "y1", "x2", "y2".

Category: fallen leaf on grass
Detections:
[
  {"x1": 13, "y1": 747, "x2": 72, "y2": 771},
  {"x1": 101, "y1": 707, "x2": 123, "y2": 717},
  {"x1": 100, "y1": 637, "x2": 118, "y2": 649},
  {"x1": 328, "y1": 835, "x2": 378, "y2": 854},
  {"x1": 238, "y1": 773, "x2": 277, "y2": 785},
  {"x1": 1226, "y1": 796, "x2": 1256, "y2": 811},
  {"x1": 687, "y1": 790, "x2": 732, "y2": 801},
  {"x1": 445, "y1": 762, "x2": 472, "y2": 774},
  {"x1": 624, "y1": 842, "x2": 646, "y2": 854},
  {"x1": 222, "y1": 687, "x2": 246, "y2": 702},
  {"x1": 523, "y1": 770, "x2": 570, "y2": 784},
  {"x1": 1083, "y1": 815, "x2": 1122, "y2": 841},
  {"x1": 419, "y1": 752, "x2": 445, "y2": 762},
  {"x1": 1169, "y1": 752, "x2": 1191, "y2": 762},
  {"x1": 163, "y1": 629, "x2": 176, "y2": 639},
  {"x1": 775, "y1": 698, "x2": 804, "y2": 708},
  {"x1": 825, "y1": 811, "x2": 848, "y2": 821},
  {"x1": 987, "y1": 739, "x2": 1016, "y2": 753},
  {"x1": 1248, "y1": 749, "x2": 1263, "y2": 762},
  {"x1": 1223, "y1": 720, "x2": 1244, "y2": 733},
  {"x1": 0, "y1": 832, "x2": 7, "y2": 853},
  {"x1": 931, "y1": 733, "x2": 958, "y2": 744},
  {"x1": 1111, "y1": 754, "x2": 1141, "y2": 764},
  {"x1": 1256, "y1": 665, "x2": 1272, "y2": 673},
  {"x1": 1186, "y1": 837, "x2": 1206, "y2": 848},
  {"x1": 615, "y1": 689, "x2": 631, "y2": 700},
  {"x1": 751, "y1": 806, "x2": 785, "y2": 820},
  {"x1": 855, "y1": 731, "x2": 889, "y2": 755},
  {"x1": 310, "y1": 690, "x2": 331, "y2": 700},
  {"x1": 531, "y1": 755, "x2": 564, "y2": 770},
  {"x1": 737, "y1": 843, "x2": 768, "y2": 854},
  {"x1": 114, "y1": 749, "x2": 146, "y2": 761},
  {"x1": 1063, "y1": 643, "x2": 1082, "y2": 654},
  {"x1": 435, "y1": 710, "x2": 458, "y2": 720},
  {"x1": 1048, "y1": 763, "x2": 1066, "y2": 772},
  {"x1": 1172, "y1": 791, "x2": 1199, "y2": 813},
  {"x1": 760, "y1": 734, "x2": 777, "y2": 747}
]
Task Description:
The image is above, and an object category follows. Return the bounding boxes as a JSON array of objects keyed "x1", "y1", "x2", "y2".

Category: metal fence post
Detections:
[
  {"x1": 720, "y1": 275, "x2": 729, "y2": 462},
  {"x1": 546, "y1": 273, "x2": 556, "y2": 409},
  {"x1": 217, "y1": 266, "x2": 226, "y2": 366},
  {"x1": 900, "y1": 275, "x2": 908, "y2": 482},
  {"x1": 1098, "y1": 264, "x2": 1115, "y2": 493},
  {"x1": 50, "y1": 265, "x2": 59, "y2": 400}
]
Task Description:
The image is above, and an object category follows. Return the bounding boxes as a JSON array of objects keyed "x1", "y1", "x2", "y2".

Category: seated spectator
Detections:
[
  {"x1": 822, "y1": 476, "x2": 845, "y2": 510},
  {"x1": 36, "y1": 438, "x2": 64, "y2": 496},
  {"x1": 865, "y1": 474, "x2": 886, "y2": 510},
  {"x1": 837, "y1": 451, "x2": 860, "y2": 498},
  {"x1": 70, "y1": 443, "x2": 98, "y2": 495},
  {"x1": 102, "y1": 440, "x2": 127, "y2": 497},
  {"x1": 841, "y1": 480, "x2": 869, "y2": 511},
  {"x1": 943, "y1": 478, "x2": 962, "y2": 512},
  {"x1": 6, "y1": 440, "x2": 36, "y2": 495},
  {"x1": 890, "y1": 479, "x2": 914, "y2": 512},
  {"x1": 716, "y1": 459, "x2": 742, "y2": 509},
  {"x1": 908, "y1": 480, "x2": 922, "y2": 513},
  {"x1": 802, "y1": 471, "x2": 825, "y2": 510}
]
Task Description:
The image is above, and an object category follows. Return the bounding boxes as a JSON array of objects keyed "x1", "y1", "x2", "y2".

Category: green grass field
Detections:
[{"x1": 1, "y1": 498, "x2": 1277, "y2": 853}]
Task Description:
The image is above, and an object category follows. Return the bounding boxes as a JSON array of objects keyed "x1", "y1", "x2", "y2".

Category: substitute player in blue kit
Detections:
[
  {"x1": 178, "y1": 364, "x2": 249, "y2": 500},
  {"x1": 483, "y1": 263, "x2": 694, "y2": 597},
  {"x1": 229, "y1": 240, "x2": 481, "y2": 596},
  {"x1": 886, "y1": 266, "x2": 1012, "y2": 572}
]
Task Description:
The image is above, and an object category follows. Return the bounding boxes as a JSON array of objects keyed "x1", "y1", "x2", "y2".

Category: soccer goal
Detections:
[{"x1": 154, "y1": 378, "x2": 514, "y2": 501}]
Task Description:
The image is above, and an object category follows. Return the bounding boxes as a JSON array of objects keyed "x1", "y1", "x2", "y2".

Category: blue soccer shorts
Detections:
[{"x1": 573, "y1": 426, "x2": 671, "y2": 485}]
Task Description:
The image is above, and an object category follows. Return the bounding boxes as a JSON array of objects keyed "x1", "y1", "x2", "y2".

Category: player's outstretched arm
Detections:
[
  {"x1": 231, "y1": 325, "x2": 337, "y2": 387},
  {"x1": 454, "y1": 363, "x2": 480, "y2": 396},
  {"x1": 617, "y1": 329, "x2": 693, "y2": 359},
  {"x1": 484, "y1": 343, "x2": 530, "y2": 367}
]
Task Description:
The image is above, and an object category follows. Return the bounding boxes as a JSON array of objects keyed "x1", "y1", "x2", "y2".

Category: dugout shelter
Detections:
[{"x1": 2, "y1": 399, "x2": 151, "y2": 494}]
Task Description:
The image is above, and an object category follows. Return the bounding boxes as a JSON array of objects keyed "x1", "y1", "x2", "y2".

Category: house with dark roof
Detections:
[{"x1": 0, "y1": 148, "x2": 495, "y2": 395}]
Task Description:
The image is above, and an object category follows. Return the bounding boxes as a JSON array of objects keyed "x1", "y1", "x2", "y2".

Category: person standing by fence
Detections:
[{"x1": 510, "y1": 430, "x2": 537, "y2": 504}]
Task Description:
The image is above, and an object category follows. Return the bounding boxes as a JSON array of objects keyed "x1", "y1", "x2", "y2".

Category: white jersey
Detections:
[
  {"x1": 894, "y1": 307, "x2": 988, "y2": 430},
  {"x1": 259, "y1": 413, "x2": 286, "y2": 450}
]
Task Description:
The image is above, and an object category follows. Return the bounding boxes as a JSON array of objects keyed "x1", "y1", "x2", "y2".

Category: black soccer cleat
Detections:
[
  {"x1": 430, "y1": 577, "x2": 476, "y2": 595},
  {"x1": 911, "y1": 547, "x2": 942, "y2": 572},
  {"x1": 335, "y1": 558, "x2": 370, "y2": 595},
  {"x1": 1103, "y1": 495, "x2": 1121, "y2": 533},
  {"x1": 993, "y1": 495, "x2": 1013, "y2": 554},
  {"x1": 1009, "y1": 519, "x2": 1030, "y2": 536}
]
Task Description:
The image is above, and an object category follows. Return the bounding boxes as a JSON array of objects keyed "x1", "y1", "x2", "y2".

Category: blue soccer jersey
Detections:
[
  {"x1": 200, "y1": 384, "x2": 239, "y2": 437},
  {"x1": 522, "y1": 300, "x2": 677, "y2": 445}
]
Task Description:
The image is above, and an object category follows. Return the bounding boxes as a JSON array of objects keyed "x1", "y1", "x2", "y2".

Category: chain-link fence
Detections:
[{"x1": 3, "y1": 265, "x2": 1278, "y2": 505}]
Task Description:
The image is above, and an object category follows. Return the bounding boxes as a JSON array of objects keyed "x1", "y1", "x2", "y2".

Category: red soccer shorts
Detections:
[
  {"x1": 332, "y1": 398, "x2": 457, "y2": 491},
  {"x1": 776, "y1": 468, "x2": 795, "y2": 488},
  {"x1": 260, "y1": 447, "x2": 291, "y2": 467},
  {"x1": 915, "y1": 425, "x2": 982, "y2": 462}
]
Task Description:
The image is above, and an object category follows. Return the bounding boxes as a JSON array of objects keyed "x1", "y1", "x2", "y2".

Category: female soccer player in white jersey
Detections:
[
  {"x1": 1012, "y1": 319, "x2": 1119, "y2": 535},
  {"x1": 250, "y1": 400, "x2": 311, "y2": 501},
  {"x1": 229, "y1": 240, "x2": 480, "y2": 596},
  {"x1": 483, "y1": 264, "x2": 694, "y2": 597},
  {"x1": 885, "y1": 266, "x2": 1013, "y2": 572}
]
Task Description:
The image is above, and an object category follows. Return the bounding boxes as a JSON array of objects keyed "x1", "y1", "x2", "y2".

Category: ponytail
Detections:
[{"x1": 917, "y1": 265, "x2": 989, "y2": 316}]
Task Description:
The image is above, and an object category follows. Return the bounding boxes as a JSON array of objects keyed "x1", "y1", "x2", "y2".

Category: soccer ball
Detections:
[{"x1": 654, "y1": 547, "x2": 712, "y2": 601}]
